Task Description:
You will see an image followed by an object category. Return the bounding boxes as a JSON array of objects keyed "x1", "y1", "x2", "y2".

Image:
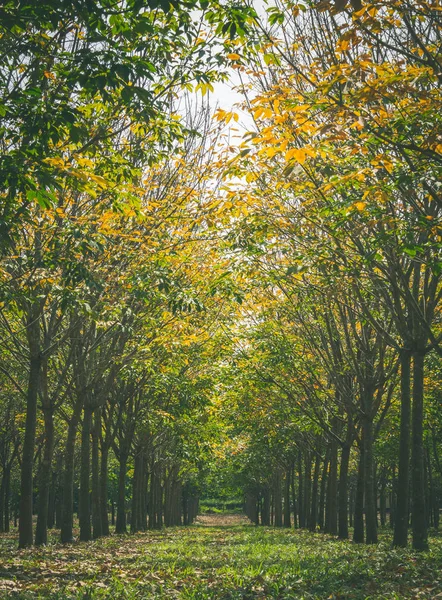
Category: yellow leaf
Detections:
[
  {"x1": 353, "y1": 202, "x2": 367, "y2": 211},
  {"x1": 246, "y1": 172, "x2": 258, "y2": 183},
  {"x1": 285, "y1": 148, "x2": 306, "y2": 164},
  {"x1": 227, "y1": 53, "x2": 240, "y2": 60}
]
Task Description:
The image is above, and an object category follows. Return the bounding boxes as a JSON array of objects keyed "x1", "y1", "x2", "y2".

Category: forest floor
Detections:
[{"x1": 0, "y1": 516, "x2": 441, "y2": 599}]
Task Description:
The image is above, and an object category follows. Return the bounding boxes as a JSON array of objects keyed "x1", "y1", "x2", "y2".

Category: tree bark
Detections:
[
  {"x1": 115, "y1": 454, "x2": 128, "y2": 533},
  {"x1": 318, "y1": 448, "x2": 329, "y2": 531},
  {"x1": 411, "y1": 351, "x2": 428, "y2": 550},
  {"x1": 298, "y1": 451, "x2": 304, "y2": 528},
  {"x1": 325, "y1": 439, "x2": 338, "y2": 535},
  {"x1": 304, "y1": 451, "x2": 312, "y2": 529},
  {"x1": 19, "y1": 334, "x2": 42, "y2": 548},
  {"x1": 363, "y1": 410, "x2": 377, "y2": 544},
  {"x1": 100, "y1": 444, "x2": 110, "y2": 536},
  {"x1": 0, "y1": 471, "x2": 5, "y2": 533},
  {"x1": 35, "y1": 404, "x2": 54, "y2": 546},
  {"x1": 274, "y1": 470, "x2": 282, "y2": 527},
  {"x1": 60, "y1": 404, "x2": 82, "y2": 543},
  {"x1": 393, "y1": 351, "x2": 411, "y2": 547},
  {"x1": 338, "y1": 443, "x2": 350, "y2": 539},
  {"x1": 4, "y1": 467, "x2": 10, "y2": 533},
  {"x1": 284, "y1": 469, "x2": 291, "y2": 528},
  {"x1": 353, "y1": 445, "x2": 364, "y2": 543},
  {"x1": 79, "y1": 404, "x2": 92, "y2": 541},
  {"x1": 309, "y1": 453, "x2": 320, "y2": 532},
  {"x1": 91, "y1": 408, "x2": 102, "y2": 539}
]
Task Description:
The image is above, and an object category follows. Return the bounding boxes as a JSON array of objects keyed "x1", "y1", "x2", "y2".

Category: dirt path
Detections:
[{"x1": 194, "y1": 513, "x2": 251, "y2": 526}]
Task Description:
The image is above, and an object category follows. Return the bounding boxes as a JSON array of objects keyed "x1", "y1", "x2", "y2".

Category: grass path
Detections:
[{"x1": 0, "y1": 516, "x2": 441, "y2": 599}]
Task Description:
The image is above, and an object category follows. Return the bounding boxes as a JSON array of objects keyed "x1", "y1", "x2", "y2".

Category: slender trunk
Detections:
[
  {"x1": 61, "y1": 411, "x2": 81, "y2": 543},
  {"x1": 149, "y1": 465, "x2": 156, "y2": 529},
  {"x1": 284, "y1": 469, "x2": 291, "y2": 528},
  {"x1": 411, "y1": 351, "x2": 428, "y2": 550},
  {"x1": 291, "y1": 462, "x2": 298, "y2": 528},
  {"x1": 47, "y1": 463, "x2": 58, "y2": 530},
  {"x1": 349, "y1": 482, "x2": 354, "y2": 528},
  {"x1": 298, "y1": 451, "x2": 304, "y2": 528},
  {"x1": 139, "y1": 453, "x2": 147, "y2": 530},
  {"x1": 363, "y1": 411, "x2": 377, "y2": 544},
  {"x1": 304, "y1": 452, "x2": 312, "y2": 529},
  {"x1": 4, "y1": 467, "x2": 10, "y2": 533},
  {"x1": 0, "y1": 471, "x2": 5, "y2": 533},
  {"x1": 424, "y1": 451, "x2": 430, "y2": 528},
  {"x1": 274, "y1": 470, "x2": 282, "y2": 527},
  {"x1": 390, "y1": 464, "x2": 396, "y2": 529},
  {"x1": 131, "y1": 451, "x2": 141, "y2": 533},
  {"x1": 353, "y1": 446, "x2": 365, "y2": 543},
  {"x1": 19, "y1": 344, "x2": 42, "y2": 548},
  {"x1": 262, "y1": 487, "x2": 270, "y2": 526},
  {"x1": 318, "y1": 448, "x2": 329, "y2": 531},
  {"x1": 325, "y1": 439, "x2": 338, "y2": 535},
  {"x1": 309, "y1": 453, "x2": 320, "y2": 532},
  {"x1": 155, "y1": 466, "x2": 163, "y2": 528},
  {"x1": 115, "y1": 454, "x2": 128, "y2": 534},
  {"x1": 380, "y1": 470, "x2": 386, "y2": 528},
  {"x1": 393, "y1": 351, "x2": 411, "y2": 547},
  {"x1": 35, "y1": 406, "x2": 54, "y2": 546},
  {"x1": 182, "y1": 483, "x2": 188, "y2": 526},
  {"x1": 100, "y1": 444, "x2": 109, "y2": 536},
  {"x1": 91, "y1": 409, "x2": 102, "y2": 539},
  {"x1": 338, "y1": 443, "x2": 350, "y2": 539},
  {"x1": 426, "y1": 446, "x2": 435, "y2": 530},
  {"x1": 79, "y1": 404, "x2": 92, "y2": 541}
]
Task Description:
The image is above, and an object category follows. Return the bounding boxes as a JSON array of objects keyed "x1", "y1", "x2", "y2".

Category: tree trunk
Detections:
[
  {"x1": 91, "y1": 409, "x2": 102, "y2": 539},
  {"x1": 304, "y1": 451, "x2": 312, "y2": 529},
  {"x1": 19, "y1": 342, "x2": 42, "y2": 548},
  {"x1": 284, "y1": 469, "x2": 291, "y2": 528},
  {"x1": 262, "y1": 487, "x2": 270, "y2": 526},
  {"x1": 47, "y1": 461, "x2": 58, "y2": 530},
  {"x1": 309, "y1": 453, "x2": 320, "y2": 532},
  {"x1": 131, "y1": 451, "x2": 141, "y2": 533},
  {"x1": 325, "y1": 439, "x2": 338, "y2": 535},
  {"x1": 363, "y1": 411, "x2": 377, "y2": 544},
  {"x1": 35, "y1": 405, "x2": 54, "y2": 546},
  {"x1": 298, "y1": 451, "x2": 304, "y2": 528},
  {"x1": 338, "y1": 443, "x2": 350, "y2": 539},
  {"x1": 79, "y1": 404, "x2": 92, "y2": 541},
  {"x1": 318, "y1": 448, "x2": 329, "y2": 531},
  {"x1": 353, "y1": 446, "x2": 365, "y2": 543},
  {"x1": 393, "y1": 351, "x2": 411, "y2": 547},
  {"x1": 274, "y1": 470, "x2": 282, "y2": 527},
  {"x1": 0, "y1": 470, "x2": 5, "y2": 533},
  {"x1": 61, "y1": 411, "x2": 81, "y2": 543},
  {"x1": 411, "y1": 351, "x2": 428, "y2": 550},
  {"x1": 291, "y1": 462, "x2": 298, "y2": 528},
  {"x1": 390, "y1": 464, "x2": 396, "y2": 529},
  {"x1": 379, "y1": 470, "x2": 386, "y2": 528},
  {"x1": 115, "y1": 454, "x2": 128, "y2": 534},
  {"x1": 100, "y1": 444, "x2": 110, "y2": 536},
  {"x1": 4, "y1": 467, "x2": 10, "y2": 533}
]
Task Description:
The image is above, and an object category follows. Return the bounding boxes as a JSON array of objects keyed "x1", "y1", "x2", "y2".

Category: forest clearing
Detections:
[
  {"x1": 1, "y1": 515, "x2": 442, "y2": 599},
  {"x1": 1, "y1": 0, "x2": 442, "y2": 598}
]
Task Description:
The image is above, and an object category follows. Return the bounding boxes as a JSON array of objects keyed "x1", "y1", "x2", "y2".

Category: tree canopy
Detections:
[{"x1": 0, "y1": 0, "x2": 441, "y2": 565}]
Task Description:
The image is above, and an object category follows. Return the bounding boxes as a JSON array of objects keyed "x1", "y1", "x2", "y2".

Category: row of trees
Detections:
[
  {"x1": 0, "y1": 0, "x2": 255, "y2": 547},
  {"x1": 213, "y1": 0, "x2": 442, "y2": 551}
]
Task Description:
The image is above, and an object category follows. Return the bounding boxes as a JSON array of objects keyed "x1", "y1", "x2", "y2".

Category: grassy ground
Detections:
[{"x1": 0, "y1": 515, "x2": 441, "y2": 599}]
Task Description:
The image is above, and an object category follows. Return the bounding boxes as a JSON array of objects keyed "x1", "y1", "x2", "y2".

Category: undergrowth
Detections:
[{"x1": 0, "y1": 517, "x2": 441, "y2": 599}]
